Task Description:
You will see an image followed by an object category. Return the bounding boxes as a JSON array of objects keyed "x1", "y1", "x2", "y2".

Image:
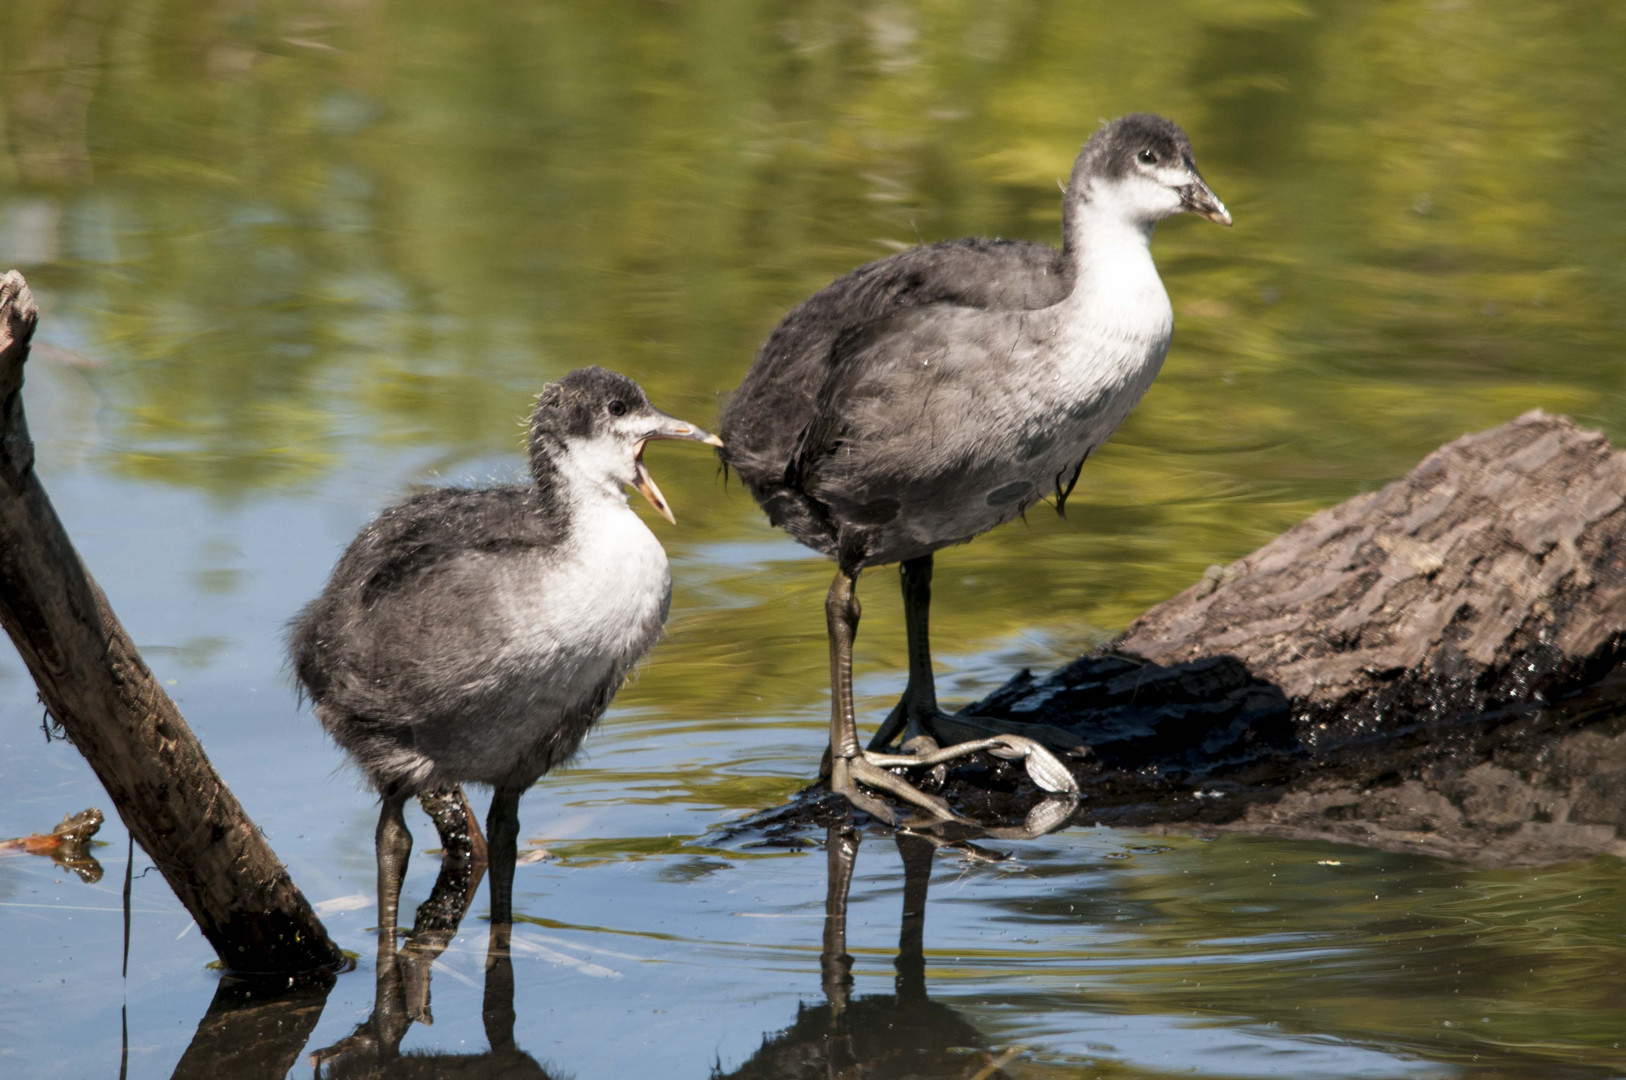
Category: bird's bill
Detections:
[
  {"x1": 631, "y1": 452, "x2": 675, "y2": 523},
  {"x1": 631, "y1": 413, "x2": 723, "y2": 524},
  {"x1": 1180, "y1": 172, "x2": 1232, "y2": 226},
  {"x1": 639, "y1": 412, "x2": 724, "y2": 449}
]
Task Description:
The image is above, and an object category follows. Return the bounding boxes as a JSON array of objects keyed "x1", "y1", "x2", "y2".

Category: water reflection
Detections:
[
  {"x1": 311, "y1": 921, "x2": 553, "y2": 1080},
  {"x1": 164, "y1": 789, "x2": 553, "y2": 1080},
  {"x1": 170, "y1": 974, "x2": 333, "y2": 1080},
  {"x1": 720, "y1": 826, "x2": 1018, "y2": 1080},
  {"x1": 304, "y1": 795, "x2": 561, "y2": 1080}
]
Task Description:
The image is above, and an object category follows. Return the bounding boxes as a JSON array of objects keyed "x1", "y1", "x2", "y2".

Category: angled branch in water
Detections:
[{"x1": 0, "y1": 270, "x2": 343, "y2": 975}]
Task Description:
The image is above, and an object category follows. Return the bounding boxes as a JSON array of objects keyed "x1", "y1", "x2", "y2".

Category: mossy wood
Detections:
[{"x1": 0, "y1": 271, "x2": 342, "y2": 974}]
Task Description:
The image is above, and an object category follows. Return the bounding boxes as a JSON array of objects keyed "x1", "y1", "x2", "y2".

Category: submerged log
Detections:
[
  {"x1": 0, "y1": 271, "x2": 343, "y2": 974},
  {"x1": 957, "y1": 410, "x2": 1626, "y2": 862}
]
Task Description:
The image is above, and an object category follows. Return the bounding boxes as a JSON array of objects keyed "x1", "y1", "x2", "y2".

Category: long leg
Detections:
[
  {"x1": 311, "y1": 791, "x2": 416, "y2": 1069},
  {"x1": 825, "y1": 568, "x2": 891, "y2": 822},
  {"x1": 853, "y1": 555, "x2": 1082, "y2": 799},
  {"x1": 406, "y1": 787, "x2": 488, "y2": 940},
  {"x1": 825, "y1": 568, "x2": 963, "y2": 823},
  {"x1": 311, "y1": 852, "x2": 413, "y2": 1070},
  {"x1": 485, "y1": 785, "x2": 524, "y2": 925},
  {"x1": 375, "y1": 792, "x2": 413, "y2": 939},
  {"x1": 869, "y1": 555, "x2": 938, "y2": 753},
  {"x1": 400, "y1": 791, "x2": 490, "y2": 1025},
  {"x1": 418, "y1": 785, "x2": 489, "y2": 869}
]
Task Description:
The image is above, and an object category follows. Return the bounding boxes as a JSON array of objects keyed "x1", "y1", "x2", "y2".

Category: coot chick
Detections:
[
  {"x1": 719, "y1": 114, "x2": 1231, "y2": 823},
  {"x1": 291, "y1": 367, "x2": 720, "y2": 927}
]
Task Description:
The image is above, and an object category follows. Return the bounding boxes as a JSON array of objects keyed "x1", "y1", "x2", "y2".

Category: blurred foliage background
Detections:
[{"x1": 3, "y1": 0, "x2": 1626, "y2": 723}]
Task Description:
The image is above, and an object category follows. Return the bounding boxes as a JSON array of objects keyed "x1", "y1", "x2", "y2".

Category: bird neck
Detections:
[
  {"x1": 529, "y1": 438, "x2": 634, "y2": 517},
  {"x1": 1058, "y1": 197, "x2": 1167, "y2": 322}
]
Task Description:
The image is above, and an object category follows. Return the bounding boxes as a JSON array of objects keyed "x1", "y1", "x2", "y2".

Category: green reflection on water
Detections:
[
  {"x1": 8, "y1": 0, "x2": 1624, "y2": 671},
  {"x1": 6, "y1": 1, "x2": 1626, "y2": 1075},
  {"x1": 1023, "y1": 834, "x2": 1626, "y2": 1072}
]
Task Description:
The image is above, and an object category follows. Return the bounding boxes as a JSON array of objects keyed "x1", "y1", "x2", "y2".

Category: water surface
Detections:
[{"x1": 4, "y1": 2, "x2": 1626, "y2": 1076}]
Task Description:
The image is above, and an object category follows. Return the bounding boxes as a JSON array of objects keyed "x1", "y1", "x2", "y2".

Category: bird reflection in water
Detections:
[
  {"x1": 719, "y1": 808, "x2": 1074, "y2": 1080},
  {"x1": 308, "y1": 800, "x2": 556, "y2": 1080}
]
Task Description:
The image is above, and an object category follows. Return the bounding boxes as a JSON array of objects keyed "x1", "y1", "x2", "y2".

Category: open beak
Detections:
[
  {"x1": 631, "y1": 412, "x2": 723, "y2": 525},
  {"x1": 1180, "y1": 170, "x2": 1232, "y2": 226}
]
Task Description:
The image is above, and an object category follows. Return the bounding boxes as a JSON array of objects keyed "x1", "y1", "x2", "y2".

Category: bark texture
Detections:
[
  {"x1": 962, "y1": 411, "x2": 1626, "y2": 862},
  {"x1": 0, "y1": 271, "x2": 342, "y2": 974}
]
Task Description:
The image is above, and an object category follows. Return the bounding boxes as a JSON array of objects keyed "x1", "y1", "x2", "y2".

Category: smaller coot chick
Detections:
[{"x1": 291, "y1": 367, "x2": 720, "y2": 928}]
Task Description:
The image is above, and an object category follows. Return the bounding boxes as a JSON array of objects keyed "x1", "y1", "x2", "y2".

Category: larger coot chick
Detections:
[{"x1": 719, "y1": 114, "x2": 1231, "y2": 823}]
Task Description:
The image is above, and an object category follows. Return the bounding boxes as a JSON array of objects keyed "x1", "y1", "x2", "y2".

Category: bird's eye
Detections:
[
  {"x1": 1137, "y1": 149, "x2": 1159, "y2": 165},
  {"x1": 607, "y1": 400, "x2": 627, "y2": 417}
]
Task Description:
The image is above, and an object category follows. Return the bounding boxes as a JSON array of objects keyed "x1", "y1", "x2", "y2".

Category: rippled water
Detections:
[{"x1": 4, "y1": 2, "x2": 1626, "y2": 1076}]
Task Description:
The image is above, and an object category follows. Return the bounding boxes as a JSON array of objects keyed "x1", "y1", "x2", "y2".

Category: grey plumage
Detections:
[
  {"x1": 290, "y1": 484, "x2": 625, "y2": 794},
  {"x1": 718, "y1": 114, "x2": 1230, "y2": 822},
  {"x1": 722, "y1": 237, "x2": 1070, "y2": 559},
  {"x1": 291, "y1": 366, "x2": 719, "y2": 924},
  {"x1": 720, "y1": 114, "x2": 1224, "y2": 572}
]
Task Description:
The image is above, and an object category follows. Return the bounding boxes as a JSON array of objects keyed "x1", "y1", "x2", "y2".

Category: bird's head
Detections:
[
  {"x1": 529, "y1": 366, "x2": 722, "y2": 523},
  {"x1": 1069, "y1": 113, "x2": 1231, "y2": 229}
]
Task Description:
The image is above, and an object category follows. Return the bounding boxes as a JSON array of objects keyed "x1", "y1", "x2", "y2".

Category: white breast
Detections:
[{"x1": 492, "y1": 500, "x2": 671, "y2": 682}]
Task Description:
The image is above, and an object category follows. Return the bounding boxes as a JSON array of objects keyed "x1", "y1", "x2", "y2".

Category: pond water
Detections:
[{"x1": 4, "y1": 1, "x2": 1626, "y2": 1077}]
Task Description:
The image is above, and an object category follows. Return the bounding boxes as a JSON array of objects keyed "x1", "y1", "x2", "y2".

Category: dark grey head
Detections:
[
  {"x1": 529, "y1": 366, "x2": 722, "y2": 523},
  {"x1": 1068, "y1": 113, "x2": 1231, "y2": 227}
]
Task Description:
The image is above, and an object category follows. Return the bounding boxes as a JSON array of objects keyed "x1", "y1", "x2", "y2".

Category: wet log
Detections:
[
  {"x1": 961, "y1": 410, "x2": 1626, "y2": 863},
  {"x1": 0, "y1": 271, "x2": 343, "y2": 974}
]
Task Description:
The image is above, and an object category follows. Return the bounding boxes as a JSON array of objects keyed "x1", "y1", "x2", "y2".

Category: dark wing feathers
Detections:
[
  {"x1": 782, "y1": 310, "x2": 912, "y2": 489},
  {"x1": 724, "y1": 237, "x2": 1068, "y2": 507},
  {"x1": 289, "y1": 486, "x2": 563, "y2": 702},
  {"x1": 352, "y1": 487, "x2": 557, "y2": 606}
]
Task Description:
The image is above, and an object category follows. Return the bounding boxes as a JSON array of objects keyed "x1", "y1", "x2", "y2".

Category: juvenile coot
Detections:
[
  {"x1": 291, "y1": 367, "x2": 720, "y2": 927},
  {"x1": 719, "y1": 114, "x2": 1231, "y2": 823}
]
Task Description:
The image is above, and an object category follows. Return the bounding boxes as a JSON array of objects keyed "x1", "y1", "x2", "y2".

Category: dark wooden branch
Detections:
[{"x1": 0, "y1": 270, "x2": 342, "y2": 974}]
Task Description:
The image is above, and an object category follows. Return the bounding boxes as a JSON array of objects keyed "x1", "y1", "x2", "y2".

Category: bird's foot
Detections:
[
  {"x1": 867, "y1": 712, "x2": 1082, "y2": 797},
  {"x1": 827, "y1": 711, "x2": 1083, "y2": 830},
  {"x1": 829, "y1": 752, "x2": 970, "y2": 827}
]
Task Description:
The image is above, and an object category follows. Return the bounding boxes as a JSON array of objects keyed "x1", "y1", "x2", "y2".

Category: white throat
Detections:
[
  {"x1": 1062, "y1": 199, "x2": 1172, "y2": 339},
  {"x1": 555, "y1": 438, "x2": 637, "y2": 511},
  {"x1": 1021, "y1": 190, "x2": 1177, "y2": 439}
]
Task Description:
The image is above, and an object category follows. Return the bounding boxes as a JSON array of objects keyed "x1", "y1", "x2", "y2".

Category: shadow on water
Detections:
[{"x1": 968, "y1": 657, "x2": 1626, "y2": 865}]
